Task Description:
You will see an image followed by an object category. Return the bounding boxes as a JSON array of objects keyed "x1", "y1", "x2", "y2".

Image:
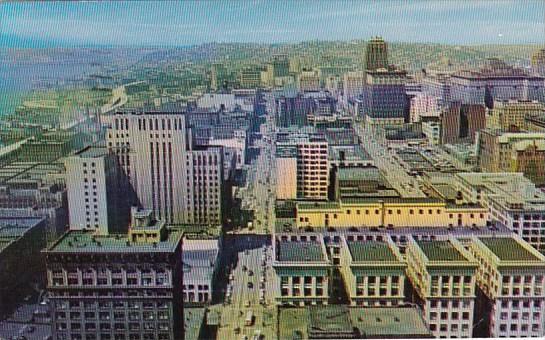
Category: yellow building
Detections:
[
  {"x1": 339, "y1": 234, "x2": 406, "y2": 307},
  {"x1": 487, "y1": 100, "x2": 544, "y2": 132},
  {"x1": 406, "y1": 236, "x2": 478, "y2": 338},
  {"x1": 468, "y1": 236, "x2": 545, "y2": 338},
  {"x1": 295, "y1": 197, "x2": 488, "y2": 229}
]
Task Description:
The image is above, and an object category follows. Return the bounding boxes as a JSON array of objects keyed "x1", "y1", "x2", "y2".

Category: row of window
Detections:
[{"x1": 56, "y1": 333, "x2": 170, "y2": 340}]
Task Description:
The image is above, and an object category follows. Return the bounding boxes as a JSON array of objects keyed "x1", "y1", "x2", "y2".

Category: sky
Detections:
[{"x1": 1, "y1": 0, "x2": 544, "y2": 47}]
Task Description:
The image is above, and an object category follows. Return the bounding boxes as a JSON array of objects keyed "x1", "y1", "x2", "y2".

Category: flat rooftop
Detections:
[
  {"x1": 0, "y1": 217, "x2": 44, "y2": 253},
  {"x1": 337, "y1": 167, "x2": 381, "y2": 182},
  {"x1": 47, "y1": 229, "x2": 182, "y2": 253},
  {"x1": 417, "y1": 240, "x2": 468, "y2": 262},
  {"x1": 75, "y1": 146, "x2": 110, "y2": 158},
  {"x1": 277, "y1": 241, "x2": 325, "y2": 262},
  {"x1": 279, "y1": 306, "x2": 432, "y2": 339},
  {"x1": 479, "y1": 237, "x2": 541, "y2": 262},
  {"x1": 347, "y1": 241, "x2": 398, "y2": 262}
]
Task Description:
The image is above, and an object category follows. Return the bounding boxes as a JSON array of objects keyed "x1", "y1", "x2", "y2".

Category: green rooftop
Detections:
[
  {"x1": 347, "y1": 241, "x2": 398, "y2": 262},
  {"x1": 351, "y1": 307, "x2": 432, "y2": 338},
  {"x1": 417, "y1": 240, "x2": 468, "y2": 262},
  {"x1": 277, "y1": 241, "x2": 325, "y2": 262},
  {"x1": 297, "y1": 201, "x2": 340, "y2": 210},
  {"x1": 480, "y1": 237, "x2": 541, "y2": 262},
  {"x1": 47, "y1": 229, "x2": 183, "y2": 253},
  {"x1": 279, "y1": 306, "x2": 432, "y2": 339},
  {"x1": 337, "y1": 167, "x2": 381, "y2": 182}
]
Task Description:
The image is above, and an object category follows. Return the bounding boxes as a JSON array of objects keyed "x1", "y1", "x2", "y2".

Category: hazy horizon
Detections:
[{"x1": 1, "y1": 0, "x2": 544, "y2": 48}]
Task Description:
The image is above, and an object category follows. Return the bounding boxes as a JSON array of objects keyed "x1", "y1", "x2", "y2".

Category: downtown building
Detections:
[
  {"x1": 44, "y1": 209, "x2": 184, "y2": 340},
  {"x1": 339, "y1": 234, "x2": 406, "y2": 307},
  {"x1": 361, "y1": 69, "x2": 408, "y2": 127},
  {"x1": 487, "y1": 100, "x2": 545, "y2": 132},
  {"x1": 273, "y1": 233, "x2": 332, "y2": 306},
  {"x1": 450, "y1": 58, "x2": 545, "y2": 105},
  {"x1": 105, "y1": 112, "x2": 224, "y2": 226},
  {"x1": 456, "y1": 172, "x2": 545, "y2": 253},
  {"x1": 275, "y1": 128, "x2": 329, "y2": 201},
  {"x1": 441, "y1": 102, "x2": 486, "y2": 144},
  {"x1": 468, "y1": 235, "x2": 545, "y2": 338},
  {"x1": 64, "y1": 146, "x2": 129, "y2": 235},
  {"x1": 406, "y1": 236, "x2": 478, "y2": 338},
  {"x1": 476, "y1": 129, "x2": 545, "y2": 185}
]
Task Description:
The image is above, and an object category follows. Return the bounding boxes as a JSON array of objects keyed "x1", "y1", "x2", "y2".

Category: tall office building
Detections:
[
  {"x1": 210, "y1": 62, "x2": 230, "y2": 91},
  {"x1": 106, "y1": 112, "x2": 223, "y2": 225},
  {"x1": 272, "y1": 54, "x2": 290, "y2": 78},
  {"x1": 365, "y1": 37, "x2": 389, "y2": 71},
  {"x1": 276, "y1": 129, "x2": 329, "y2": 200},
  {"x1": 343, "y1": 71, "x2": 366, "y2": 101},
  {"x1": 297, "y1": 69, "x2": 321, "y2": 92},
  {"x1": 362, "y1": 69, "x2": 408, "y2": 126},
  {"x1": 44, "y1": 210, "x2": 184, "y2": 340},
  {"x1": 441, "y1": 102, "x2": 486, "y2": 144},
  {"x1": 406, "y1": 237, "x2": 478, "y2": 338},
  {"x1": 238, "y1": 66, "x2": 262, "y2": 89},
  {"x1": 64, "y1": 146, "x2": 128, "y2": 235},
  {"x1": 185, "y1": 146, "x2": 224, "y2": 225}
]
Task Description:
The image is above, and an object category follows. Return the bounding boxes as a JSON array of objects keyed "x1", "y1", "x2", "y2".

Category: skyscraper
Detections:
[
  {"x1": 365, "y1": 37, "x2": 389, "y2": 71},
  {"x1": 64, "y1": 146, "x2": 128, "y2": 235},
  {"x1": 106, "y1": 112, "x2": 224, "y2": 225}
]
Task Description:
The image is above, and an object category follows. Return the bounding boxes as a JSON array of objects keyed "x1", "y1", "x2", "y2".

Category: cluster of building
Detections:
[{"x1": 272, "y1": 231, "x2": 545, "y2": 338}]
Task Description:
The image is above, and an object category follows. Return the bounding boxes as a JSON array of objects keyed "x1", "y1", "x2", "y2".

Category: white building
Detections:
[
  {"x1": 182, "y1": 238, "x2": 220, "y2": 304},
  {"x1": 410, "y1": 93, "x2": 442, "y2": 123},
  {"x1": 468, "y1": 235, "x2": 545, "y2": 338},
  {"x1": 64, "y1": 146, "x2": 127, "y2": 235},
  {"x1": 456, "y1": 172, "x2": 545, "y2": 253},
  {"x1": 422, "y1": 121, "x2": 441, "y2": 145},
  {"x1": 297, "y1": 69, "x2": 321, "y2": 92},
  {"x1": 106, "y1": 112, "x2": 224, "y2": 225}
]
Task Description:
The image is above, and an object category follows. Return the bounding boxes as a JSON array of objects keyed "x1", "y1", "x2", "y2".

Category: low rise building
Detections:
[
  {"x1": 182, "y1": 238, "x2": 220, "y2": 304},
  {"x1": 339, "y1": 235, "x2": 406, "y2": 306},
  {"x1": 295, "y1": 197, "x2": 488, "y2": 229},
  {"x1": 487, "y1": 100, "x2": 544, "y2": 132},
  {"x1": 468, "y1": 236, "x2": 545, "y2": 338},
  {"x1": 476, "y1": 128, "x2": 545, "y2": 183},
  {"x1": 273, "y1": 234, "x2": 331, "y2": 306},
  {"x1": 44, "y1": 210, "x2": 184, "y2": 340},
  {"x1": 278, "y1": 305, "x2": 432, "y2": 339},
  {"x1": 456, "y1": 172, "x2": 545, "y2": 253},
  {"x1": 406, "y1": 237, "x2": 478, "y2": 338}
]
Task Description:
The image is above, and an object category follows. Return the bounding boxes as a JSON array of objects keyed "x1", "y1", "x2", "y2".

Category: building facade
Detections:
[
  {"x1": 468, "y1": 236, "x2": 545, "y2": 338},
  {"x1": 64, "y1": 146, "x2": 128, "y2": 235},
  {"x1": 273, "y1": 234, "x2": 331, "y2": 306},
  {"x1": 406, "y1": 237, "x2": 478, "y2": 338},
  {"x1": 44, "y1": 214, "x2": 184, "y2": 340}
]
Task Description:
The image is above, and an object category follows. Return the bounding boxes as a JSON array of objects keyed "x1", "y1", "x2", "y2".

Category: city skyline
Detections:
[{"x1": 1, "y1": 0, "x2": 545, "y2": 47}]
